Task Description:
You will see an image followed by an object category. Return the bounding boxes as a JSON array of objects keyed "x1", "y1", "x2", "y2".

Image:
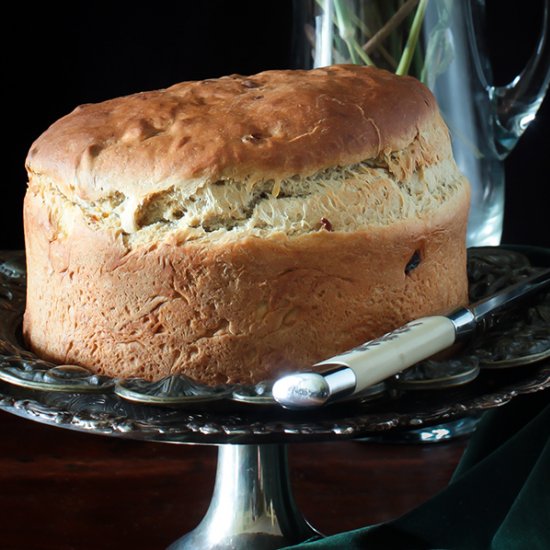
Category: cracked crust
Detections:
[
  {"x1": 25, "y1": 65, "x2": 436, "y2": 204},
  {"x1": 23, "y1": 65, "x2": 470, "y2": 384}
]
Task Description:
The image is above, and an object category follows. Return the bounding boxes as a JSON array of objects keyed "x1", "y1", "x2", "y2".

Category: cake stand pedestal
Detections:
[{"x1": 169, "y1": 444, "x2": 318, "y2": 549}]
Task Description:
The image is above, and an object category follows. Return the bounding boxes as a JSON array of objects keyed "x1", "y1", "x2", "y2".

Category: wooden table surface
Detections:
[{"x1": 0, "y1": 408, "x2": 466, "y2": 550}]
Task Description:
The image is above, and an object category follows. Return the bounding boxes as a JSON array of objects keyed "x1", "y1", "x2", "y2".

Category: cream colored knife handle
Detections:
[{"x1": 315, "y1": 316, "x2": 457, "y2": 393}]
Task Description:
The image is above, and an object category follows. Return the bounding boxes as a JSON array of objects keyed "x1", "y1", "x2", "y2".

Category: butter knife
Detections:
[{"x1": 272, "y1": 267, "x2": 550, "y2": 409}]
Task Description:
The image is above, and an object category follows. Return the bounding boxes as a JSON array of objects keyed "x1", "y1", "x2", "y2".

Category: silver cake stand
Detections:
[{"x1": 1, "y1": 247, "x2": 549, "y2": 549}]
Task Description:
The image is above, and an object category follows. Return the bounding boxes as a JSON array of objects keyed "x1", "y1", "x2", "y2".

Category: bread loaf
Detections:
[{"x1": 23, "y1": 65, "x2": 470, "y2": 385}]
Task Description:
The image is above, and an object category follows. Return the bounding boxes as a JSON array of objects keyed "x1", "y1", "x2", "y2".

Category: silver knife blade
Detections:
[{"x1": 469, "y1": 268, "x2": 550, "y2": 333}]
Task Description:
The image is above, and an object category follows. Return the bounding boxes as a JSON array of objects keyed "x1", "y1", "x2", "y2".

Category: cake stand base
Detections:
[{"x1": 168, "y1": 444, "x2": 320, "y2": 549}]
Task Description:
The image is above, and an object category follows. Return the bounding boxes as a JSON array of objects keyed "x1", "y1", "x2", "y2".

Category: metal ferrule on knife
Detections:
[{"x1": 272, "y1": 268, "x2": 550, "y2": 410}]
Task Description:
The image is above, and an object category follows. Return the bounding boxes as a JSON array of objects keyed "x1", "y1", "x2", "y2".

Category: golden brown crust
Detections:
[
  {"x1": 25, "y1": 65, "x2": 436, "y2": 203},
  {"x1": 23, "y1": 65, "x2": 470, "y2": 385}
]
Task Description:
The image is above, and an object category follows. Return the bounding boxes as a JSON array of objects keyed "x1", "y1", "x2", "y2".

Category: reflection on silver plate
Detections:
[
  {"x1": 480, "y1": 348, "x2": 550, "y2": 369},
  {"x1": 115, "y1": 376, "x2": 232, "y2": 405},
  {"x1": 232, "y1": 381, "x2": 278, "y2": 406},
  {"x1": 0, "y1": 247, "x2": 549, "y2": 410},
  {"x1": 392, "y1": 355, "x2": 480, "y2": 390},
  {"x1": 0, "y1": 361, "x2": 115, "y2": 393},
  {"x1": 344, "y1": 381, "x2": 387, "y2": 402},
  {"x1": 475, "y1": 313, "x2": 550, "y2": 370}
]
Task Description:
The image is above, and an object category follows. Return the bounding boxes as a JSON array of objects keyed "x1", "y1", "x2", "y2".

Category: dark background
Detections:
[{"x1": 4, "y1": 0, "x2": 549, "y2": 251}]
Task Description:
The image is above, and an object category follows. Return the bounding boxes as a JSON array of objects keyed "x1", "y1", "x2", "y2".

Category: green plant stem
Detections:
[
  {"x1": 396, "y1": 0, "x2": 429, "y2": 76},
  {"x1": 351, "y1": 38, "x2": 376, "y2": 66},
  {"x1": 363, "y1": 0, "x2": 419, "y2": 55},
  {"x1": 324, "y1": 0, "x2": 377, "y2": 66},
  {"x1": 351, "y1": 11, "x2": 397, "y2": 68},
  {"x1": 333, "y1": 0, "x2": 359, "y2": 63}
]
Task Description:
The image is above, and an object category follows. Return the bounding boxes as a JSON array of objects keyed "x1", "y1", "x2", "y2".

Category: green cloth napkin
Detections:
[{"x1": 284, "y1": 389, "x2": 550, "y2": 550}]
